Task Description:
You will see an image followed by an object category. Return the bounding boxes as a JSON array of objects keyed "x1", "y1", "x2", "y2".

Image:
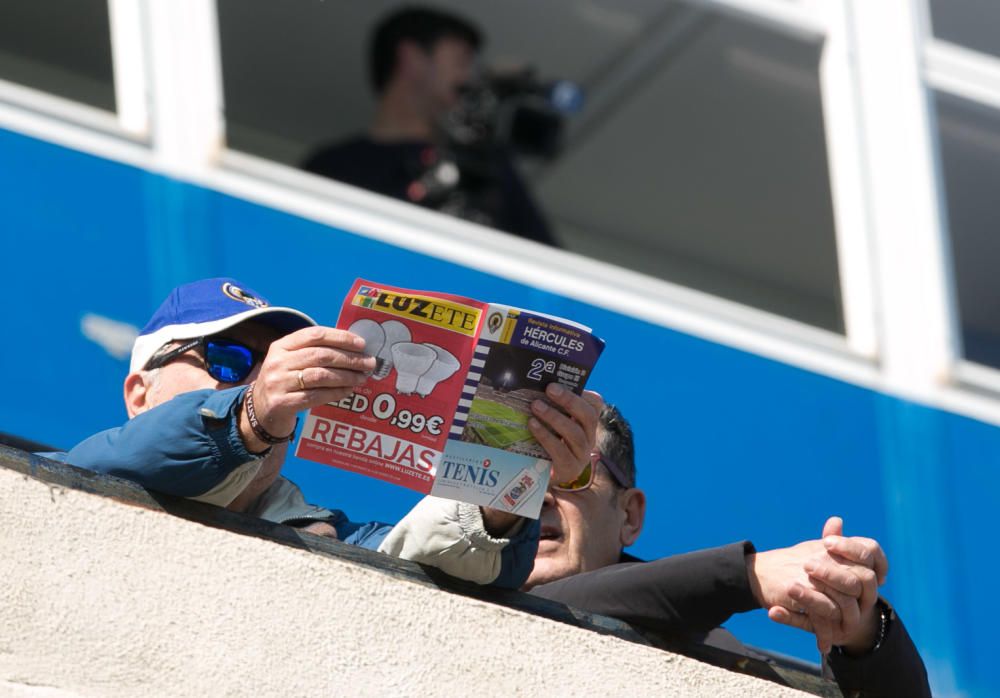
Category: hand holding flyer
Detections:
[{"x1": 295, "y1": 279, "x2": 605, "y2": 519}]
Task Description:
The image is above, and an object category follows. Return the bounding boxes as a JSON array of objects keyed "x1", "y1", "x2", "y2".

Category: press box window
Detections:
[
  {"x1": 218, "y1": 0, "x2": 843, "y2": 333},
  {"x1": 535, "y1": 7, "x2": 842, "y2": 332},
  {"x1": 0, "y1": 0, "x2": 115, "y2": 112},
  {"x1": 928, "y1": 0, "x2": 1000, "y2": 60},
  {"x1": 935, "y1": 92, "x2": 1000, "y2": 370}
]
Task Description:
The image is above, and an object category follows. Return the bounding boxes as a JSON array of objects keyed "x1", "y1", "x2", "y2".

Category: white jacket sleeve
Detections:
[{"x1": 377, "y1": 497, "x2": 524, "y2": 585}]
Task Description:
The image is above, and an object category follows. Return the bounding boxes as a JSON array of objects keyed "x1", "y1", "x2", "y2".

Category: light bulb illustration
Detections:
[
  {"x1": 415, "y1": 344, "x2": 460, "y2": 397},
  {"x1": 348, "y1": 319, "x2": 387, "y2": 377},
  {"x1": 377, "y1": 320, "x2": 412, "y2": 380},
  {"x1": 391, "y1": 342, "x2": 437, "y2": 394}
]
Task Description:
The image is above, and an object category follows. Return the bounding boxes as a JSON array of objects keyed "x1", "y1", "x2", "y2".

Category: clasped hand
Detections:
[{"x1": 749, "y1": 516, "x2": 888, "y2": 654}]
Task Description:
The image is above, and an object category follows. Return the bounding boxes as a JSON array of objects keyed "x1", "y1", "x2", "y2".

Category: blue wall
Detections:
[{"x1": 2, "y1": 128, "x2": 995, "y2": 696}]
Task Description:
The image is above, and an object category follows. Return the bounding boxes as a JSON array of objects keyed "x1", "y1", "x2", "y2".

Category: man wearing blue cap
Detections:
[{"x1": 48, "y1": 278, "x2": 600, "y2": 588}]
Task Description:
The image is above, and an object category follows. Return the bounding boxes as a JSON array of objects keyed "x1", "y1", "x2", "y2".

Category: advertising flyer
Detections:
[{"x1": 295, "y1": 279, "x2": 605, "y2": 519}]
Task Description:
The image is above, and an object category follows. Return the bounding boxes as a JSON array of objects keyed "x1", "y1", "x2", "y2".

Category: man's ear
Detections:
[
  {"x1": 123, "y1": 372, "x2": 152, "y2": 419},
  {"x1": 618, "y1": 487, "x2": 646, "y2": 548}
]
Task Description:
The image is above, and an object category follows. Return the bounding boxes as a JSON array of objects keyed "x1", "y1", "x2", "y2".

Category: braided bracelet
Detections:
[{"x1": 243, "y1": 382, "x2": 297, "y2": 445}]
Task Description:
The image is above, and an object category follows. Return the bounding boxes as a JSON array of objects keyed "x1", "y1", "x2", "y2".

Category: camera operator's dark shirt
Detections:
[{"x1": 302, "y1": 137, "x2": 557, "y2": 247}]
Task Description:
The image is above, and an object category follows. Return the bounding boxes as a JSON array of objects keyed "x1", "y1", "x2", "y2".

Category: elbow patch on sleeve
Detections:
[{"x1": 188, "y1": 459, "x2": 262, "y2": 507}]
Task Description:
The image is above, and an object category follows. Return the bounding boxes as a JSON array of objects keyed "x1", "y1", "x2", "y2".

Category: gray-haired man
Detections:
[{"x1": 526, "y1": 405, "x2": 931, "y2": 696}]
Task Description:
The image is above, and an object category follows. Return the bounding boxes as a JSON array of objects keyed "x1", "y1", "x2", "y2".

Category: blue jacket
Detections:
[{"x1": 46, "y1": 386, "x2": 538, "y2": 588}]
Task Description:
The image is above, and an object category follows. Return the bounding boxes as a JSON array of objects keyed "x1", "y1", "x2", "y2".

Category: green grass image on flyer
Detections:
[{"x1": 465, "y1": 399, "x2": 532, "y2": 448}]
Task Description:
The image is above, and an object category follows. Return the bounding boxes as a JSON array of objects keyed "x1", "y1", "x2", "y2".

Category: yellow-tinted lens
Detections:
[{"x1": 555, "y1": 459, "x2": 593, "y2": 490}]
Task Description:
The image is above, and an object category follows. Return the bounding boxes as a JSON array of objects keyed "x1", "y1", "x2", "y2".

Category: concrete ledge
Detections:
[{"x1": 0, "y1": 445, "x2": 838, "y2": 697}]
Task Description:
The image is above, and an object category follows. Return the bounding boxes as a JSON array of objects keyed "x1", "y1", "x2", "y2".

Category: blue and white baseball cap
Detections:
[{"x1": 129, "y1": 278, "x2": 316, "y2": 373}]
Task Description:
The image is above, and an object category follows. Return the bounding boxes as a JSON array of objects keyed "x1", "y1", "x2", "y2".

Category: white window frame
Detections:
[
  {"x1": 926, "y1": 40, "x2": 1000, "y2": 112},
  {"x1": 142, "y1": 0, "x2": 224, "y2": 171},
  {"x1": 108, "y1": 0, "x2": 150, "y2": 138},
  {"x1": 831, "y1": 0, "x2": 959, "y2": 396}
]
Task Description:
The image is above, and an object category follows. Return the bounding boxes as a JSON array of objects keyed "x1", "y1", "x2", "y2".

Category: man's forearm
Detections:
[
  {"x1": 528, "y1": 542, "x2": 759, "y2": 634},
  {"x1": 63, "y1": 387, "x2": 260, "y2": 501},
  {"x1": 378, "y1": 498, "x2": 539, "y2": 588}
]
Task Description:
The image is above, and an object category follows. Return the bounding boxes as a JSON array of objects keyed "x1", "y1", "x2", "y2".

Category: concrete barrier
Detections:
[{"x1": 0, "y1": 447, "x2": 830, "y2": 697}]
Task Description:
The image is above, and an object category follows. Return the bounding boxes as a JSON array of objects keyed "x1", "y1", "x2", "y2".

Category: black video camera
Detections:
[
  {"x1": 443, "y1": 66, "x2": 583, "y2": 158},
  {"x1": 405, "y1": 67, "x2": 582, "y2": 229}
]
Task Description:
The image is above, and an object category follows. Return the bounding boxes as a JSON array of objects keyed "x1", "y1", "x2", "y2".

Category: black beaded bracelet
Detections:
[
  {"x1": 243, "y1": 382, "x2": 297, "y2": 445},
  {"x1": 832, "y1": 599, "x2": 891, "y2": 657},
  {"x1": 871, "y1": 599, "x2": 890, "y2": 653}
]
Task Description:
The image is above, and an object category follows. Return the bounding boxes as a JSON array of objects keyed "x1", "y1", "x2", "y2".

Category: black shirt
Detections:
[
  {"x1": 529, "y1": 542, "x2": 931, "y2": 698},
  {"x1": 303, "y1": 137, "x2": 556, "y2": 246}
]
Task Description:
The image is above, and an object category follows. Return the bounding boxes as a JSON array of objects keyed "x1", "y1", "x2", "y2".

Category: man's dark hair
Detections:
[
  {"x1": 596, "y1": 404, "x2": 636, "y2": 489},
  {"x1": 369, "y1": 6, "x2": 483, "y2": 93}
]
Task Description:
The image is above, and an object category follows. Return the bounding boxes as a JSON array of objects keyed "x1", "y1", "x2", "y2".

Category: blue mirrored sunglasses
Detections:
[{"x1": 145, "y1": 336, "x2": 262, "y2": 384}]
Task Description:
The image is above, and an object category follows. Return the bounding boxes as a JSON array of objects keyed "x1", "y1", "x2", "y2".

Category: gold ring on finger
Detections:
[{"x1": 297, "y1": 369, "x2": 306, "y2": 391}]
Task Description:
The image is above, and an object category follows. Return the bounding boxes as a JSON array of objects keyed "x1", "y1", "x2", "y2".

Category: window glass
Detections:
[
  {"x1": 219, "y1": 0, "x2": 842, "y2": 332},
  {"x1": 535, "y1": 9, "x2": 840, "y2": 331},
  {"x1": 935, "y1": 92, "x2": 1000, "y2": 369},
  {"x1": 0, "y1": 0, "x2": 115, "y2": 111},
  {"x1": 928, "y1": 0, "x2": 1000, "y2": 60}
]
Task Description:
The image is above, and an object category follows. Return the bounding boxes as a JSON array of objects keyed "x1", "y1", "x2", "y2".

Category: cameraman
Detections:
[{"x1": 302, "y1": 6, "x2": 556, "y2": 246}]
